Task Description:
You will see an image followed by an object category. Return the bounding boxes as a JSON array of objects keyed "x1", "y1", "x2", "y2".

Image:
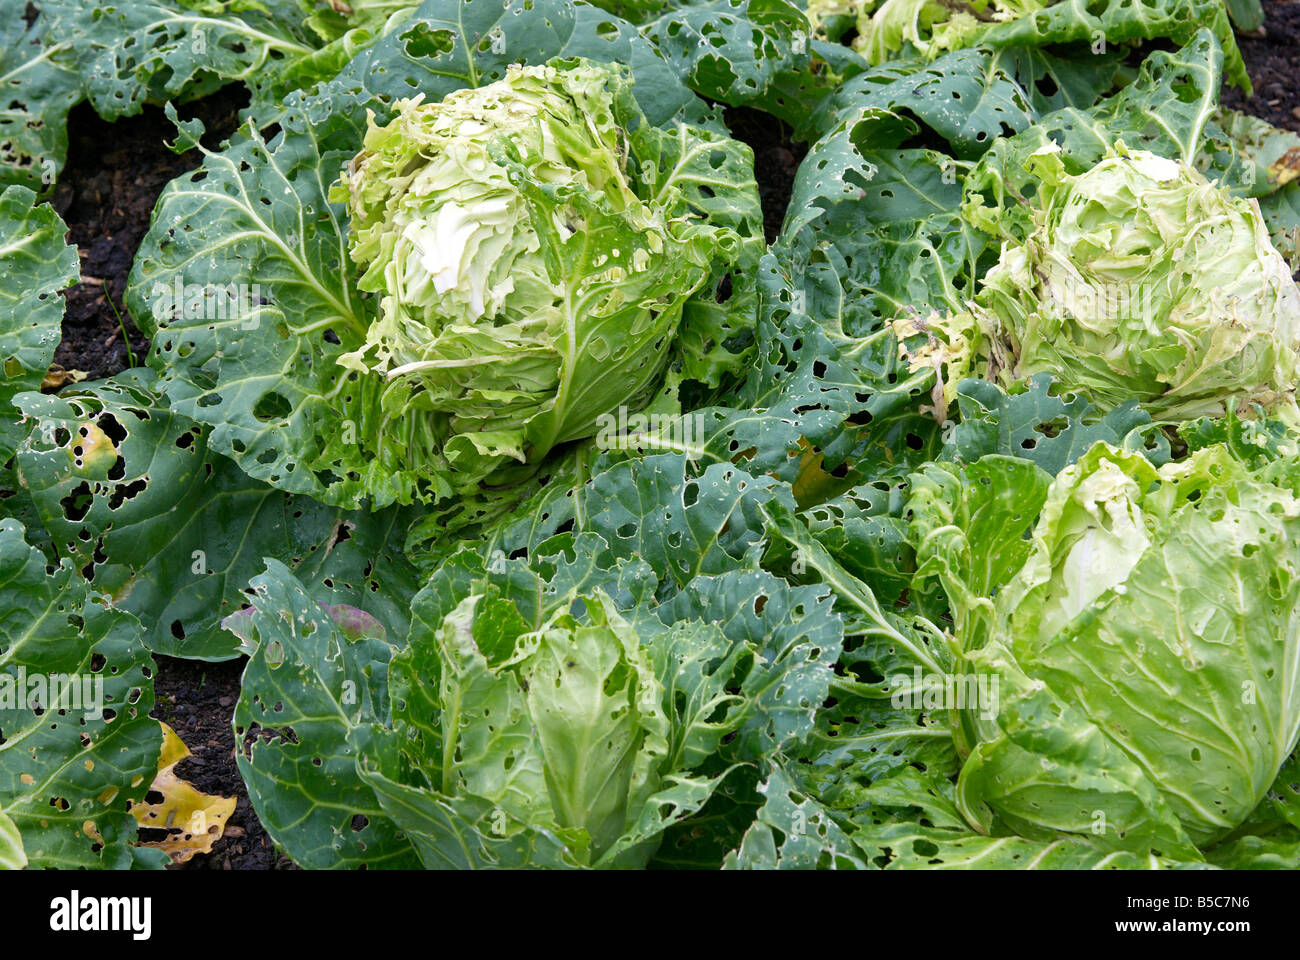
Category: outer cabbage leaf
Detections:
[
  {"x1": 656, "y1": 568, "x2": 842, "y2": 761},
  {"x1": 323, "y1": 0, "x2": 702, "y2": 127},
  {"x1": 640, "y1": 0, "x2": 857, "y2": 134},
  {"x1": 943, "y1": 374, "x2": 1167, "y2": 474},
  {"x1": 1212, "y1": 108, "x2": 1300, "y2": 262},
  {"x1": 0, "y1": 3, "x2": 81, "y2": 192},
  {"x1": 0, "y1": 520, "x2": 163, "y2": 869},
  {"x1": 813, "y1": 45, "x2": 1125, "y2": 157},
  {"x1": 1204, "y1": 832, "x2": 1300, "y2": 869},
  {"x1": 847, "y1": 767, "x2": 1195, "y2": 868},
  {"x1": 0, "y1": 185, "x2": 77, "y2": 465},
  {"x1": 495, "y1": 455, "x2": 787, "y2": 586},
  {"x1": 1224, "y1": 0, "x2": 1263, "y2": 31},
  {"x1": 232, "y1": 560, "x2": 422, "y2": 868},
  {"x1": 787, "y1": 687, "x2": 959, "y2": 811},
  {"x1": 12, "y1": 370, "x2": 421, "y2": 660},
  {"x1": 723, "y1": 764, "x2": 871, "y2": 869},
  {"x1": 43, "y1": 0, "x2": 318, "y2": 120},
  {"x1": 977, "y1": 0, "x2": 1248, "y2": 93}
]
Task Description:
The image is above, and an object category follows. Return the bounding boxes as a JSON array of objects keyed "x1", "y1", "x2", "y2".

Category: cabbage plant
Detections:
[
  {"x1": 231, "y1": 458, "x2": 844, "y2": 868},
  {"x1": 130, "y1": 45, "x2": 761, "y2": 511},
  {"x1": 914, "y1": 441, "x2": 1300, "y2": 857},
  {"x1": 902, "y1": 146, "x2": 1300, "y2": 422}
]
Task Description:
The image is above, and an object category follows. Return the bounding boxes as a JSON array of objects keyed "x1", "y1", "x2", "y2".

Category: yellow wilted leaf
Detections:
[
  {"x1": 1269, "y1": 146, "x2": 1300, "y2": 188},
  {"x1": 42, "y1": 364, "x2": 88, "y2": 391},
  {"x1": 791, "y1": 437, "x2": 855, "y2": 508},
  {"x1": 131, "y1": 723, "x2": 236, "y2": 865}
]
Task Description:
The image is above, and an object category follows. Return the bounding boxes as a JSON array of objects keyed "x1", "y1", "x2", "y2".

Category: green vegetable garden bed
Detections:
[{"x1": 3, "y1": 0, "x2": 1300, "y2": 872}]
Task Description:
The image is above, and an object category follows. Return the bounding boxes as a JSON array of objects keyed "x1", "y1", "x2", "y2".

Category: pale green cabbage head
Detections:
[
  {"x1": 419, "y1": 590, "x2": 671, "y2": 866},
  {"x1": 956, "y1": 441, "x2": 1300, "y2": 856},
  {"x1": 946, "y1": 146, "x2": 1300, "y2": 421},
  {"x1": 330, "y1": 59, "x2": 746, "y2": 498}
]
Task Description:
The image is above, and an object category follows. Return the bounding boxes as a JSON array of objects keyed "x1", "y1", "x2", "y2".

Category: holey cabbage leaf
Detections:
[
  {"x1": 12, "y1": 369, "x2": 422, "y2": 661},
  {"x1": 898, "y1": 145, "x2": 1300, "y2": 423},
  {"x1": 128, "y1": 29, "x2": 761, "y2": 511},
  {"x1": 329, "y1": 60, "x2": 755, "y2": 498},
  {"x1": 0, "y1": 520, "x2": 166, "y2": 870},
  {"x1": 0, "y1": 184, "x2": 78, "y2": 465},
  {"x1": 926, "y1": 441, "x2": 1300, "y2": 858},
  {"x1": 802, "y1": 0, "x2": 1247, "y2": 92}
]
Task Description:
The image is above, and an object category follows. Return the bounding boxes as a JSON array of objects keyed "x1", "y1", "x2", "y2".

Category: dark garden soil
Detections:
[
  {"x1": 45, "y1": 10, "x2": 1300, "y2": 868},
  {"x1": 723, "y1": 106, "x2": 807, "y2": 243},
  {"x1": 1221, "y1": 0, "x2": 1300, "y2": 133}
]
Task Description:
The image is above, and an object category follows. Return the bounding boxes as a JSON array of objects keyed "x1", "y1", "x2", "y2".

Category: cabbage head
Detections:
[
  {"x1": 329, "y1": 58, "x2": 756, "y2": 499},
  {"x1": 901, "y1": 146, "x2": 1300, "y2": 423},
  {"x1": 802, "y1": 0, "x2": 1046, "y2": 63},
  {"x1": 940, "y1": 441, "x2": 1300, "y2": 858},
  {"x1": 396, "y1": 590, "x2": 673, "y2": 867}
]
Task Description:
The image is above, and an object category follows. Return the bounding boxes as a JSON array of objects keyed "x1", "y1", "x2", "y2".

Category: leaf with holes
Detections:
[
  {"x1": 722, "y1": 763, "x2": 870, "y2": 869},
  {"x1": 640, "y1": 0, "x2": 855, "y2": 136},
  {"x1": 44, "y1": 0, "x2": 319, "y2": 121},
  {"x1": 322, "y1": 0, "x2": 704, "y2": 127},
  {"x1": 0, "y1": 4, "x2": 82, "y2": 193},
  {"x1": 0, "y1": 184, "x2": 78, "y2": 466},
  {"x1": 945, "y1": 374, "x2": 1166, "y2": 474},
  {"x1": 13, "y1": 369, "x2": 422, "y2": 660},
  {"x1": 0, "y1": 519, "x2": 164, "y2": 869},
  {"x1": 811, "y1": 46, "x2": 1122, "y2": 159},
  {"x1": 233, "y1": 559, "x2": 421, "y2": 868},
  {"x1": 976, "y1": 0, "x2": 1249, "y2": 93}
]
